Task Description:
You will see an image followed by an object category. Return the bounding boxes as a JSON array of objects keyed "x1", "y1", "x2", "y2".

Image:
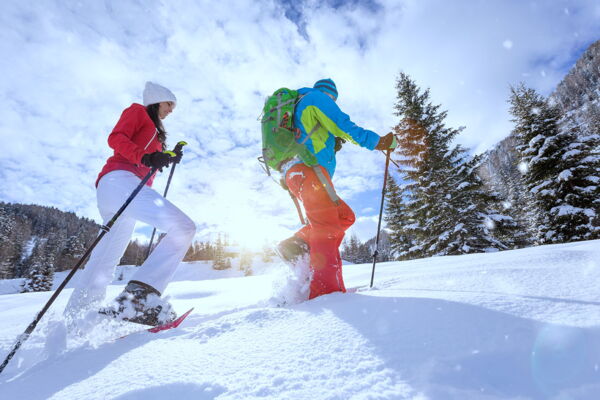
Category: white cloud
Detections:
[
  {"x1": 1, "y1": 0, "x2": 599, "y2": 247},
  {"x1": 347, "y1": 214, "x2": 381, "y2": 243}
]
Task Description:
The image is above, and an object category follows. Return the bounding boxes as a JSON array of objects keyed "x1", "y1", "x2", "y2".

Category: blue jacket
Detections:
[{"x1": 293, "y1": 87, "x2": 381, "y2": 178}]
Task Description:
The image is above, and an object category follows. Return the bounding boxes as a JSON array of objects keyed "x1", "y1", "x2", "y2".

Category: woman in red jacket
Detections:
[{"x1": 65, "y1": 82, "x2": 196, "y2": 327}]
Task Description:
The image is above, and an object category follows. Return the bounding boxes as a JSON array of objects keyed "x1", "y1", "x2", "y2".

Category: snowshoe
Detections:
[
  {"x1": 99, "y1": 280, "x2": 177, "y2": 327},
  {"x1": 275, "y1": 235, "x2": 309, "y2": 268}
]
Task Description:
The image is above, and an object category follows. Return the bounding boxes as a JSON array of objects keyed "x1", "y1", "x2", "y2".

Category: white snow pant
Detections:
[{"x1": 65, "y1": 170, "x2": 196, "y2": 316}]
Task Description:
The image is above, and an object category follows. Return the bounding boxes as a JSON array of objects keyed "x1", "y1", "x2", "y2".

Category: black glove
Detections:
[
  {"x1": 334, "y1": 137, "x2": 346, "y2": 153},
  {"x1": 172, "y1": 147, "x2": 183, "y2": 164},
  {"x1": 141, "y1": 151, "x2": 172, "y2": 171}
]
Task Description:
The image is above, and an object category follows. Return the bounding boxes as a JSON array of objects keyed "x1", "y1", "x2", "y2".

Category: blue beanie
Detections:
[{"x1": 313, "y1": 78, "x2": 338, "y2": 100}]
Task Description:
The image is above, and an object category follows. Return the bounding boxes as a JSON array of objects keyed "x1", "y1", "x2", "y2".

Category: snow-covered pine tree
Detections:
[
  {"x1": 183, "y1": 242, "x2": 197, "y2": 261},
  {"x1": 510, "y1": 84, "x2": 561, "y2": 242},
  {"x1": 120, "y1": 239, "x2": 147, "y2": 266},
  {"x1": 509, "y1": 84, "x2": 600, "y2": 242},
  {"x1": 342, "y1": 235, "x2": 376, "y2": 263},
  {"x1": 0, "y1": 206, "x2": 17, "y2": 278},
  {"x1": 393, "y1": 72, "x2": 516, "y2": 258},
  {"x1": 359, "y1": 241, "x2": 373, "y2": 263},
  {"x1": 22, "y1": 242, "x2": 54, "y2": 292},
  {"x1": 349, "y1": 234, "x2": 361, "y2": 263},
  {"x1": 341, "y1": 239, "x2": 351, "y2": 262},
  {"x1": 341, "y1": 234, "x2": 362, "y2": 263},
  {"x1": 449, "y1": 152, "x2": 520, "y2": 251},
  {"x1": 554, "y1": 108, "x2": 600, "y2": 240},
  {"x1": 384, "y1": 175, "x2": 414, "y2": 260},
  {"x1": 491, "y1": 163, "x2": 537, "y2": 246},
  {"x1": 59, "y1": 234, "x2": 87, "y2": 270}
]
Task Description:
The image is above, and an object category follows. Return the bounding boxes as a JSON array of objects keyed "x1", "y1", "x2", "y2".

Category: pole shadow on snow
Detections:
[
  {"x1": 311, "y1": 292, "x2": 600, "y2": 399},
  {"x1": 112, "y1": 382, "x2": 227, "y2": 400},
  {"x1": 0, "y1": 328, "x2": 182, "y2": 400},
  {"x1": 170, "y1": 289, "x2": 217, "y2": 300}
]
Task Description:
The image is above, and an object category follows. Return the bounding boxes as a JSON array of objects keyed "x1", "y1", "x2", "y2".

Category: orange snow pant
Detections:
[{"x1": 285, "y1": 164, "x2": 355, "y2": 299}]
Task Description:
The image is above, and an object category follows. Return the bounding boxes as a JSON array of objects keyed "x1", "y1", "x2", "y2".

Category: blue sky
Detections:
[{"x1": 0, "y1": 0, "x2": 599, "y2": 249}]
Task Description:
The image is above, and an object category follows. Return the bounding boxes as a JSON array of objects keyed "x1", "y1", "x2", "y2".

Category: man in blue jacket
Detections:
[{"x1": 277, "y1": 78, "x2": 397, "y2": 299}]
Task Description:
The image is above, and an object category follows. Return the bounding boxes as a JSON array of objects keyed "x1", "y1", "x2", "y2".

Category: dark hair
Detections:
[{"x1": 146, "y1": 104, "x2": 167, "y2": 150}]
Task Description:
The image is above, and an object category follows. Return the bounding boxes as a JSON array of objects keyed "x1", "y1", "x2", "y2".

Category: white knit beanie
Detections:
[{"x1": 142, "y1": 81, "x2": 177, "y2": 106}]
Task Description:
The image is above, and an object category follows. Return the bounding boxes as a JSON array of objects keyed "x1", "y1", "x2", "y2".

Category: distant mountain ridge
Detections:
[{"x1": 551, "y1": 40, "x2": 600, "y2": 113}]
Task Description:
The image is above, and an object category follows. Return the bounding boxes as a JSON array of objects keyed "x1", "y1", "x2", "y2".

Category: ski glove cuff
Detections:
[
  {"x1": 375, "y1": 132, "x2": 398, "y2": 150},
  {"x1": 141, "y1": 151, "x2": 172, "y2": 171}
]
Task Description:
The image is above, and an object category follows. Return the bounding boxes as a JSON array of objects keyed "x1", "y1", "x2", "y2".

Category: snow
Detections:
[
  {"x1": 483, "y1": 218, "x2": 496, "y2": 230},
  {"x1": 530, "y1": 180, "x2": 551, "y2": 194},
  {"x1": 20, "y1": 236, "x2": 38, "y2": 262},
  {"x1": 517, "y1": 161, "x2": 528, "y2": 174},
  {"x1": 557, "y1": 169, "x2": 573, "y2": 181},
  {"x1": 551, "y1": 205, "x2": 584, "y2": 216},
  {"x1": 562, "y1": 149, "x2": 582, "y2": 159},
  {"x1": 1, "y1": 240, "x2": 600, "y2": 399}
]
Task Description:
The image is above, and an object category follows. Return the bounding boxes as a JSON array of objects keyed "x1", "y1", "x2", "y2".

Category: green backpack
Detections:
[{"x1": 259, "y1": 88, "x2": 317, "y2": 175}]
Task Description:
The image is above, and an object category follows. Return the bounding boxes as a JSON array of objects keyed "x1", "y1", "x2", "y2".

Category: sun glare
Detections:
[{"x1": 221, "y1": 213, "x2": 292, "y2": 252}]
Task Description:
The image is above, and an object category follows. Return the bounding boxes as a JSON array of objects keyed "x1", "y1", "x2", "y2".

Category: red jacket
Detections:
[{"x1": 96, "y1": 103, "x2": 162, "y2": 187}]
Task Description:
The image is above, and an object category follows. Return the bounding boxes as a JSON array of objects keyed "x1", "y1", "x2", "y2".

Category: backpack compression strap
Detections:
[{"x1": 312, "y1": 166, "x2": 340, "y2": 205}]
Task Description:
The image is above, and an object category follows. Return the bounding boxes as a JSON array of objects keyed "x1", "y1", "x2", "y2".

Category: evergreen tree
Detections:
[
  {"x1": 120, "y1": 239, "x2": 147, "y2": 266},
  {"x1": 347, "y1": 234, "x2": 360, "y2": 263},
  {"x1": 0, "y1": 206, "x2": 17, "y2": 278},
  {"x1": 212, "y1": 234, "x2": 228, "y2": 270},
  {"x1": 491, "y1": 164, "x2": 536, "y2": 246},
  {"x1": 22, "y1": 242, "x2": 54, "y2": 292},
  {"x1": 554, "y1": 112, "x2": 600, "y2": 240},
  {"x1": 449, "y1": 153, "x2": 519, "y2": 252},
  {"x1": 183, "y1": 242, "x2": 197, "y2": 261},
  {"x1": 340, "y1": 239, "x2": 350, "y2": 262},
  {"x1": 509, "y1": 84, "x2": 600, "y2": 242},
  {"x1": 384, "y1": 175, "x2": 414, "y2": 259},
  {"x1": 60, "y1": 234, "x2": 87, "y2": 270},
  {"x1": 392, "y1": 72, "x2": 515, "y2": 258},
  {"x1": 357, "y1": 242, "x2": 372, "y2": 263}
]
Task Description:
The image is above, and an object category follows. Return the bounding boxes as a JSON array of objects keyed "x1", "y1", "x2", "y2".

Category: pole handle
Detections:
[{"x1": 174, "y1": 140, "x2": 188, "y2": 153}]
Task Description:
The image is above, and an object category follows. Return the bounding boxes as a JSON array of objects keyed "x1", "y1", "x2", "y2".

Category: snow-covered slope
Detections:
[{"x1": 1, "y1": 240, "x2": 600, "y2": 399}]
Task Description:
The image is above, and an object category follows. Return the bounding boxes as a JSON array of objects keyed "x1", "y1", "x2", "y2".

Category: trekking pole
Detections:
[
  {"x1": 288, "y1": 190, "x2": 306, "y2": 225},
  {"x1": 370, "y1": 148, "x2": 392, "y2": 288},
  {"x1": 379, "y1": 150, "x2": 400, "y2": 169},
  {"x1": 0, "y1": 145, "x2": 183, "y2": 375},
  {"x1": 145, "y1": 141, "x2": 188, "y2": 260}
]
